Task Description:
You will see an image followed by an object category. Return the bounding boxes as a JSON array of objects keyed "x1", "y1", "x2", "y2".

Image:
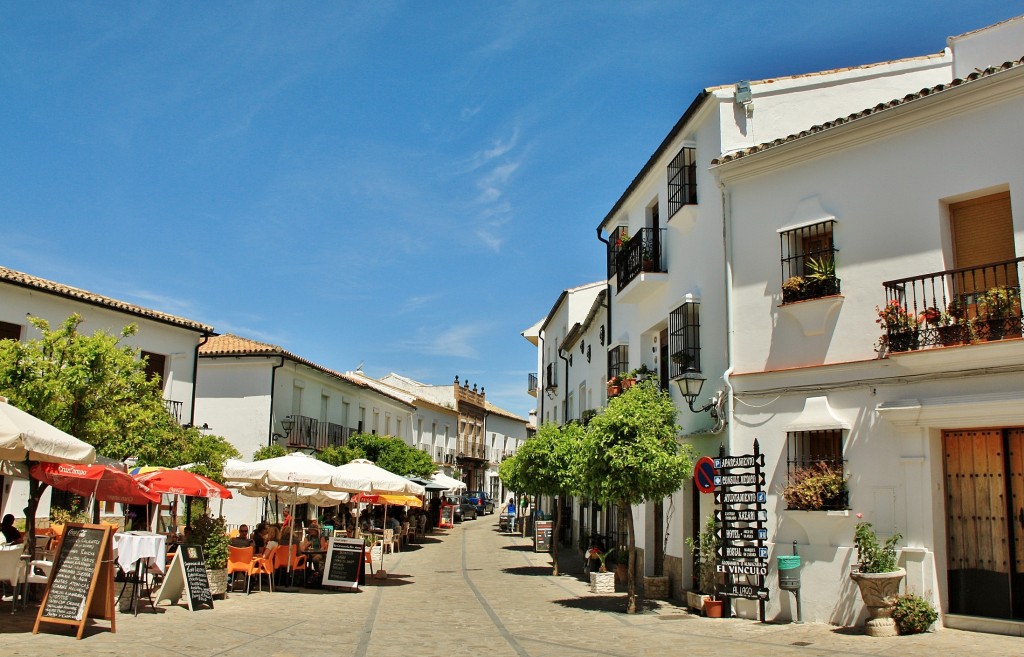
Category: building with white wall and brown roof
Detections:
[
  {"x1": 195, "y1": 334, "x2": 416, "y2": 525},
  {"x1": 714, "y1": 16, "x2": 1024, "y2": 634},
  {"x1": 0, "y1": 264, "x2": 214, "y2": 520}
]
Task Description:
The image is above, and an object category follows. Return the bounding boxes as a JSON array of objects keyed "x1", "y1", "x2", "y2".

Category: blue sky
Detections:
[{"x1": 1, "y1": 2, "x2": 1019, "y2": 420}]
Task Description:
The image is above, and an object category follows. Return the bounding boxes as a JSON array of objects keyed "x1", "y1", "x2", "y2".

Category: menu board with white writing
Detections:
[
  {"x1": 34, "y1": 522, "x2": 116, "y2": 639},
  {"x1": 180, "y1": 545, "x2": 213, "y2": 610},
  {"x1": 323, "y1": 536, "x2": 364, "y2": 588}
]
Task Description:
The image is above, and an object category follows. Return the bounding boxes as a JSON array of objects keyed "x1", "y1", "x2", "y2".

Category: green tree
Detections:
[
  {"x1": 580, "y1": 380, "x2": 695, "y2": 613},
  {"x1": 253, "y1": 443, "x2": 287, "y2": 461},
  {"x1": 508, "y1": 422, "x2": 583, "y2": 574},
  {"x1": 178, "y1": 426, "x2": 240, "y2": 483},
  {"x1": 346, "y1": 433, "x2": 435, "y2": 477},
  {"x1": 316, "y1": 444, "x2": 363, "y2": 466},
  {"x1": 0, "y1": 315, "x2": 205, "y2": 539}
]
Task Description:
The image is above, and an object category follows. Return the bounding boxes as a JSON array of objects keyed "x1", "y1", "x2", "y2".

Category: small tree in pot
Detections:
[
  {"x1": 850, "y1": 519, "x2": 905, "y2": 637},
  {"x1": 189, "y1": 514, "x2": 230, "y2": 596}
]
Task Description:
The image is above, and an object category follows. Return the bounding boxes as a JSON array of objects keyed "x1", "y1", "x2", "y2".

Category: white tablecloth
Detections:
[{"x1": 113, "y1": 531, "x2": 167, "y2": 574}]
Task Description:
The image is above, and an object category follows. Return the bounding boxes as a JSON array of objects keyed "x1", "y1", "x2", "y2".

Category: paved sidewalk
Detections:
[{"x1": 2, "y1": 516, "x2": 1022, "y2": 656}]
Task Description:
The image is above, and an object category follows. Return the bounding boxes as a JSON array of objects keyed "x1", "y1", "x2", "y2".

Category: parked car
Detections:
[
  {"x1": 458, "y1": 495, "x2": 479, "y2": 521},
  {"x1": 466, "y1": 490, "x2": 494, "y2": 515}
]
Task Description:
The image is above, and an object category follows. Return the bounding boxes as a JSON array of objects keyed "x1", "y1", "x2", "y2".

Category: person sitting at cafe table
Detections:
[
  {"x1": 252, "y1": 522, "x2": 268, "y2": 555},
  {"x1": 1, "y1": 514, "x2": 23, "y2": 545},
  {"x1": 230, "y1": 524, "x2": 254, "y2": 548}
]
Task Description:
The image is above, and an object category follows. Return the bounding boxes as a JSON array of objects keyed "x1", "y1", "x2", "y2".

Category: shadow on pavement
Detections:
[
  {"x1": 552, "y1": 595, "x2": 669, "y2": 614},
  {"x1": 500, "y1": 545, "x2": 533, "y2": 552},
  {"x1": 501, "y1": 566, "x2": 552, "y2": 577}
]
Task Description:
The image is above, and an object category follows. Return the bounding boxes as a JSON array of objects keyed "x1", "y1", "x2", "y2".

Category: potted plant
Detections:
[
  {"x1": 671, "y1": 350, "x2": 693, "y2": 370},
  {"x1": 781, "y1": 275, "x2": 806, "y2": 303},
  {"x1": 586, "y1": 546, "x2": 616, "y2": 593},
  {"x1": 892, "y1": 592, "x2": 938, "y2": 634},
  {"x1": 190, "y1": 514, "x2": 230, "y2": 597},
  {"x1": 876, "y1": 300, "x2": 919, "y2": 353},
  {"x1": 685, "y1": 514, "x2": 721, "y2": 616},
  {"x1": 803, "y1": 256, "x2": 840, "y2": 298},
  {"x1": 607, "y1": 375, "x2": 622, "y2": 398},
  {"x1": 976, "y1": 285, "x2": 1019, "y2": 341},
  {"x1": 630, "y1": 364, "x2": 656, "y2": 382},
  {"x1": 850, "y1": 519, "x2": 905, "y2": 636},
  {"x1": 782, "y1": 461, "x2": 848, "y2": 510}
]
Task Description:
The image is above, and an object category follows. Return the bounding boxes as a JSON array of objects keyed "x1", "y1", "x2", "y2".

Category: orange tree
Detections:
[{"x1": 578, "y1": 380, "x2": 694, "y2": 613}]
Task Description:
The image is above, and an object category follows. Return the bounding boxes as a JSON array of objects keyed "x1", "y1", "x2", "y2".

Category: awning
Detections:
[
  {"x1": 782, "y1": 396, "x2": 850, "y2": 432},
  {"x1": 353, "y1": 492, "x2": 423, "y2": 508},
  {"x1": 406, "y1": 476, "x2": 451, "y2": 492}
]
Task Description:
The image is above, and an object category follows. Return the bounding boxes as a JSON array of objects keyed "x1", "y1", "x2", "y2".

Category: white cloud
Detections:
[{"x1": 400, "y1": 323, "x2": 487, "y2": 359}]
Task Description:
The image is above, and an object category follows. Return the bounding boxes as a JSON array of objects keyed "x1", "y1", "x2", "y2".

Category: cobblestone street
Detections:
[{"x1": 3, "y1": 516, "x2": 1023, "y2": 657}]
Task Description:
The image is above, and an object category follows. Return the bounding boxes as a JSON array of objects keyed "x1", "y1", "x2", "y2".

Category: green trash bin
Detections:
[{"x1": 777, "y1": 555, "x2": 801, "y2": 590}]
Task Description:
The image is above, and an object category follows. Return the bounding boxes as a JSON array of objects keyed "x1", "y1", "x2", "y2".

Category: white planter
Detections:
[
  {"x1": 686, "y1": 590, "x2": 710, "y2": 612},
  {"x1": 589, "y1": 570, "x2": 615, "y2": 594}
]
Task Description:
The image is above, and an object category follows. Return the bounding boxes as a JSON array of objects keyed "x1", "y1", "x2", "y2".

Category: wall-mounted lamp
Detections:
[
  {"x1": 281, "y1": 415, "x2": 295, "y2": 434},
  {"x1": 674, "y1": 373, "x2": 720, "y2": 420},
  {"x1": 545, "y1": 385, "x2": 559, "y2": 400}
]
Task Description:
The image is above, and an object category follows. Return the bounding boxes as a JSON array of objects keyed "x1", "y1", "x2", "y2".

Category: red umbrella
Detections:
[
  {"x1": 30, "y1": 462, "x2": 160, "y2": 505},
  {"x1": 133, "y1": 469, "x2": 233, "y2": 499}
]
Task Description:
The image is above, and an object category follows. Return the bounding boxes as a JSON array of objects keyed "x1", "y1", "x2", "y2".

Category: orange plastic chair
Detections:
[
  {"x1": 246, "y1": 553, "x2": 274, "y2": 594},
  {"x1": 227, "y1": 545, "x2": 255, "y2": 592},
  {"x1": 288, "y1": 544, "x2": 307, "y2": 580}
]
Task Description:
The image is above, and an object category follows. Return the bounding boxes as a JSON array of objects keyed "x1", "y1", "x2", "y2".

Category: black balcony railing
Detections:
[
  {"x1": 527, "y1": 372, "x2": 538, "y2": 395},
  {"x1": 882, "y1": 256, "x2": 1023, "y2": 353},
  {"x1": 616, "y1": 228, "x2": 666, "y2": 291},
  {"x1": 163, "y1": 399, "x2": 184, "y2": 425},
  {"x1": 283, "y1": 414, "x2": 354, "y2": 450}
]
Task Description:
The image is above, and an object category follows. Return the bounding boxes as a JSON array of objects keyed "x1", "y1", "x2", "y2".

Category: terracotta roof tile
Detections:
[
  {"x1": 712, "y1": 57, "x2": 1024, "y2": 166},
  {"x1": 0, "y1": 265, "x2": 213, "y2": 333}
]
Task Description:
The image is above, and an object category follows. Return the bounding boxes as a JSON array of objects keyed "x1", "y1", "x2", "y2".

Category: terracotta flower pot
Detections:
[
  {"x1": 850, "y1": 568, "x2": 905, "y2": 637},
  {"x1": 703, "y1": 599, "x2": 724, "y2": 618}
]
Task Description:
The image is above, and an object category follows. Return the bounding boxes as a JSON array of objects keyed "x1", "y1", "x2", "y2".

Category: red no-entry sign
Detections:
[{"x1": 694, "y1": 456, "x2": 717, "y2": 494}]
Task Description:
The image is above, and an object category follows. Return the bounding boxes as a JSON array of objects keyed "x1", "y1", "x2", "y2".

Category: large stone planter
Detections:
[
  {"x1": 206, "y1": 568, "x2": 228, "y2": 598},
  {"x1": 643, "y1": 575, "x2": 670, "y2": 599},
  {"x1": 686, "y1": 590, "x2": 710, "y2": 612},
  {"x1": 589, "y1": 570, "x2": 615, "y2": 594},
  {"x1": 850, "y1": 568, "x2": 905, "y2": 637}
]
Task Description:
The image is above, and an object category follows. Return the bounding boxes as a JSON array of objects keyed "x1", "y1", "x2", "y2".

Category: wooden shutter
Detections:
[{"x1": 951, "y1": 192, "x2": 1015, "y2": 272}]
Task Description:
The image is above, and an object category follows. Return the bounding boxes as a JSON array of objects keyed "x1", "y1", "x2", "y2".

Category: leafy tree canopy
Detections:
[
  {"x1": 510, "y1": 422, "x2": 583, "y2": 497},
  {"x1": 316, "y1": 444, "x2": 362, "y2": 467},
  {"x1": 342, "y1": 433, "x2": 436, "y2": 478},
  {"x1": 580, "y1": 381, "x2": 694, "y2": 506},
  {"x1": 253, "y1": 443, "x2": 287, "y2": 461}
]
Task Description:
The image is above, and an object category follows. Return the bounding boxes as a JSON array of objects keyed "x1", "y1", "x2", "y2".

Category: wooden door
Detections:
[{"x1": 943, "y1": 429, "x2": 1021, "y2": 618}]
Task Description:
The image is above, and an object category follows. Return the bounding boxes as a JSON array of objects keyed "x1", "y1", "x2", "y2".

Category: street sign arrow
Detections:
[
  {"x1": 722, "y1": 584, "x2": 770, "y2": 601},
  {"x1": 714, "y1": 491, "x2": 767, "y2": 505},
  {"x1": 717, "y1": 545, "x2": 769, "y2": 559},
  {"x1": 715, "y1": 509, "x2": 768, "y2": 523},
  {"x1": 723, "y1": 527, "x2": 768, "y2": 541},
  {"x1": 714, "y1": 454, "x2": 766, "y2": 469},
  {"x1": 716, "y1": 562, "x2": 768, "y2": 576},
  {"x1": 713, "y1": 472, "x2": 766, "y2": 487}
]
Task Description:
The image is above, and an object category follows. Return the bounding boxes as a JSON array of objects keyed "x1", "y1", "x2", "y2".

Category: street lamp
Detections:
[
  {"x1": 280, "y1": 415, "x2": 295, "y2": 434},
  {"x1": 545, "y1": 384, "x2": 559, "y2": 400},
  {"x1": 675, "y1": 373, "x2": 720, "y2": 419}
]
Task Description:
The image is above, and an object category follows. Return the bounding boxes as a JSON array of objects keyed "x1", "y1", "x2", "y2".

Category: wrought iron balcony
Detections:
[
  {"x1": 881, "y1": 256, "x2": 1023, "y2": 353},
  {"x1": 527, "y1": 372, "x2": 538, "y2": 397},
  {"x1": 163, "y1": 399, "x2": 184, "y2": 425},
  {"x1": 615, "y1": 228, "x2": 667, "y2": 293},
  {"x1": 282, "y1": 414, "x2": 354, "y2": 450}
]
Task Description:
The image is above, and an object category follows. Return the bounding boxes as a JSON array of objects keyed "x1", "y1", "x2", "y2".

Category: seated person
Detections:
[
  {"x1": 252, "y1": 522, "x2": 268, "y2": 555},
  {"x1": 1, "y1": 514, "x2": 23, "y2": 545},
  {"x1": 386, "y1": 514, "x2": 401, "y2": 533},
  {"x1": 229, "y1": 524, "x2": 254, "y2": 549}
]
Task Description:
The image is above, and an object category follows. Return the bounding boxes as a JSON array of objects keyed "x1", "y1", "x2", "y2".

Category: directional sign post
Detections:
[{"x1": 713, "y1": 439, "x2": 769, "y2": 622}]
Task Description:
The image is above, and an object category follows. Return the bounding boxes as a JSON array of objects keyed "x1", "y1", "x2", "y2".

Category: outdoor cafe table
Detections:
[{"x1": 113, "y1": 531, "x2": 166, "y2": 615}]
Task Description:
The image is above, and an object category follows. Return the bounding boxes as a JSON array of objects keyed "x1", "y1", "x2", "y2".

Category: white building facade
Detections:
[
  {"x1": 0, "y1": 265, "x2": 213, "y2": 519},
  {"x1": 716, "y1": 17, "x2": 1024, "y2": 632}
]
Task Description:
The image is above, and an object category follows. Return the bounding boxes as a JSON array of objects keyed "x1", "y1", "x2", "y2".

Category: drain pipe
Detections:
[
  {"x1": 189, "y1": 333, "x2": 211, "y2": 427},
  {"x1": 557, "y1": 345, "x2": 570, "y2": 422},
  {"x1": 538, "y1": 331, "x2": 546, "y2": 421},
  {"x1": 268, "y1": 356, "x2": 285, "y2": 446},
  {"x1": 717, "y1": 176, "x2": 736, "y2": 441},
  {"x1": 596, "y1": 228, "x2": 612, "y2": 354}
]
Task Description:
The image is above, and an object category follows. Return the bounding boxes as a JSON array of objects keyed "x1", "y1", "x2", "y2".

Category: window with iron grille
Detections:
[
  {"x1": 784, "y1": 429, "x2": 848, "y2": 510},
  {"x1": 780, "y1": 220, "x2": 840, "y2": 303},
  {"x1": 668, "y1": 302, "x2": 700, "y2": 378},
  {"x1": 607, "y1": 226, "x2": 629, "y2": 278},
  {"x1": 667, "y1": 146, "x2": 697, "y2": 217},
  {"x1": 607, "y1": 345, "x2": 628, "y2": 381}
]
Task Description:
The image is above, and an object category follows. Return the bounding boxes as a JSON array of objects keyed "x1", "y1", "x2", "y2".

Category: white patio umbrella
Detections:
[
  {"x1": 223, "y1": 453, "x2": 371, "y2": 587},
  {"x1": 335, "y1": 459, "x2": 425, "y2": 573},
  {"x1": 430, "y1": 471, "x2": 467, "y2": 493},
  {"x1": 0, "y1": 396, "x2": 96, "y2": 465},
  {"x1": 0, "y1": 396, "x2": 97, "y2": 548}
]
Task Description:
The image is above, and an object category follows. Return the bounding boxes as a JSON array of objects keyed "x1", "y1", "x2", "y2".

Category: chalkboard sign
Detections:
[
  {"x1": 322, "y1": 536, "x2": 364, "y2": 589},
  {"x1": 439, "y1": 504, "x2": 454, "y2": 528},
  {"x1": 155, "y1": 546, "x2": 213, "y2": 611},
  {"x1": 33, "y1": 522, "x2": 116, "y2": 640},
  {"x1": 534, "y1": 520, "x2": 552, "y2": 553}
]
